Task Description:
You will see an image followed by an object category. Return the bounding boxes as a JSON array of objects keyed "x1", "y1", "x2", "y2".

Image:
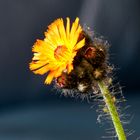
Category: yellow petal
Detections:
[
  {"x1": 45, "y1": 32, "x2": 60, "y2": 46},
  {"x1": 32, "y1": 40, "x2": 43, "y2": 52},
  {"x1": 74, "y1": 38, "x2": 85, "y2": 51},
  {"x1": 66, "y1": 17, "x2": 70, "y2": 39},
  {"x1": 48, "y1": 22, "x2": 60, "y2": 38},
  {"x1": 33, "y1": 64, "x2": 50, "y2": 75},
  {"x1": 54, "y1": 65, "x2": 65, "y2": 77},
  {"x1": 70, "y1": 25, "x2": 82, "y2": 47},
  {"x1": 44, "y1": 71, "x2": 56, "y2": 84},
  {"x1": 70, "y1": 17, "x2": 79, "y2": 41},
  {"x1": 32, "y1": 53, "x2": 40, "y2": 60},
  {"x1": 59, "y1": 19, "x2": 67, "y2": 41},
  {"x1": 67, "y1": 63, "x2": 73, "y2": 73}
]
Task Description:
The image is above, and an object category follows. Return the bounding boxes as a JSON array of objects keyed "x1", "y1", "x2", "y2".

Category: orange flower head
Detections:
[{"x1": 29, "y1": 17, "x2": 85, "y2": 84}]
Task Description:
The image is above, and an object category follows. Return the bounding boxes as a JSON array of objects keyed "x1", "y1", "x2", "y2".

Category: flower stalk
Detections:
[{"x1": 98, "y1": 80, "x2": 126, "y2": 140}]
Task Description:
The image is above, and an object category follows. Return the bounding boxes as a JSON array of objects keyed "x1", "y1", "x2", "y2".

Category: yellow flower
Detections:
[{"x1": 29, "y1": 17, "x2": 85, "y2": 84}]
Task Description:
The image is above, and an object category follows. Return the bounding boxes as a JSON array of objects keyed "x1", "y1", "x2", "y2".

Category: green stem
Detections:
[{"x1": 98, "y1": 81, "x2": 126, "y2": 140}]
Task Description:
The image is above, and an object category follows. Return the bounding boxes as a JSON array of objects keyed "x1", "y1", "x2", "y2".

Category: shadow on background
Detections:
[{"x1": 0, "y1": 0, "x2": 140, "y2": 139}]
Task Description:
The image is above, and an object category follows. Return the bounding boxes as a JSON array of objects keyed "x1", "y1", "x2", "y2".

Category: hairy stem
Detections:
[{"x1": 98, "y1": 81, "x2": 126, "y2": 140}]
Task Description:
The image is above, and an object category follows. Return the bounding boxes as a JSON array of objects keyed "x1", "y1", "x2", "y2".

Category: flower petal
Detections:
[
  {"x1": 45, "y1": 71, "x2": 56, "y2": 84},
  {"x1": 58, "y1": 18, "x2": 67, "y2": 43},
  {"x1": 70, "y1": 17, "x2": 79, "y2": 41},
  {"x1": 67, "y1": 63, "x2": 73, "y2": 73},
  {"x1": 74, "y1": 38, "x2": 85, "y2": 51},
  {"x1": 33, "y1": 64, "x2": 50, "y2": 75},
  {"x1": 66, "y1": 17, "x2": 70, "y2": 39}
]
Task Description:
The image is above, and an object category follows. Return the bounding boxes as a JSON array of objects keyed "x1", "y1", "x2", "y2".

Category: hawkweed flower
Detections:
[
  {"x1": 29, "y1": 17, "x2": 127, "y2": 140},
  {"x1": 30, "y1": 18, "x2": 85, "y2": 84}
]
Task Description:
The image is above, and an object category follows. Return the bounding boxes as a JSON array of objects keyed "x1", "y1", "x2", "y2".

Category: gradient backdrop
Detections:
[{"x1": 0, "y1": 0, "x2": 140, "y2": 139}]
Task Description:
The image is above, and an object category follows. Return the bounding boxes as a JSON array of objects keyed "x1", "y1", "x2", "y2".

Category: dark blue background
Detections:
[{"x1": 0, "y1": 0, "x2": 140, "y2": 139}]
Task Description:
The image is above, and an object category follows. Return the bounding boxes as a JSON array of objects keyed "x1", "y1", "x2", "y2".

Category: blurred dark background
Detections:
[{"x1": 0, "y1": 0, "x2": 140, "y2": 139}]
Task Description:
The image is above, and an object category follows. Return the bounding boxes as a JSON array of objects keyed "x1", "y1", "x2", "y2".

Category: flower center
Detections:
[{"x1": 54, "y1": 45, "x2": 67, "y2": 60}]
